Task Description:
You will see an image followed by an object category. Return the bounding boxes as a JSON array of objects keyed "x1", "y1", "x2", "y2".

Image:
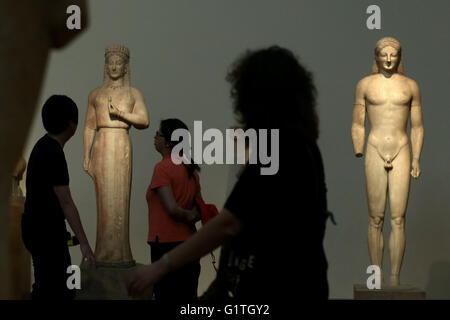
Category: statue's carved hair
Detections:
[{"x1": 371, "y1": 37, "x2": 405, "y2": 75}]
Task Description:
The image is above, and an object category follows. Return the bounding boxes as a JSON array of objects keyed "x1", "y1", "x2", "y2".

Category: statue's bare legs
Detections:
[
  {"x1": 365, "y1": 143, "x2": 410, "y2": 285},
  {"x1": 387, "y1": 144, "x2": 410, "y2": 285},
  {"x1": 365, "y1": 143, "x2": 387, "y2": 280}
]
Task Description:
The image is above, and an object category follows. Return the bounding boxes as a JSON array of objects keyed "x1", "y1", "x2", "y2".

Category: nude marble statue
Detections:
[
  {"x1": 0, "y1": 0, "x2": 87, "y2": 299},
  {"x1": 83, "y1": 45, "x2": 149, "y2": 266},
  {"x1": 351, "y1": 37, "x2": 424, "y2": 286}
]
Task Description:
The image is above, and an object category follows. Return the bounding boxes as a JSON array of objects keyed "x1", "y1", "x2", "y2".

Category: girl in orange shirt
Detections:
[{"x1": 146, "y1": 118, "x2": 201, "y2": 300}]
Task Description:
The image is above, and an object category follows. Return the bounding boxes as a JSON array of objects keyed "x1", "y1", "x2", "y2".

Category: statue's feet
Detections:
[{"x1": 390, "y1": 275, "x2": 400, "y2": 286}]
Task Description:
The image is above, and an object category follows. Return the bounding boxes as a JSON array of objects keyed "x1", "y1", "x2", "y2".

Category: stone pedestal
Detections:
[
  {"x1": 354, "y1": 284, "x2": 426, "y2": 300},
  {"x1": 76, "y1": 263, "x2": 153, "y2": 300}
]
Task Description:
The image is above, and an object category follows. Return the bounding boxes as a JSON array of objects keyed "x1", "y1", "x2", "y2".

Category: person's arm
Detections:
[
  {"x1": 83, "y1": 90, "x2": 97, "y2": 175},
  {"x1": 351, "y1": 79, "x2": 367, "y2": 157},
  {"x1": 157, "y1": 186, "x2": 200, "y2": 225},
  {"x1": 409, "y1": 79, "x2": 424, "y2": 179},
  {"x1": 127, "y1": 208, "x2": 243, "y2": 297},
  {"x1": 109, "y1": 88, "x2": 149, "y2": 129},
  {"x1": 54, "y1": 185, "x2": 96, "y2": 267}
]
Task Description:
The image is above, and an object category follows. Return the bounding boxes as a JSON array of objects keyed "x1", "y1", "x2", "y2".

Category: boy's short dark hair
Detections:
[{"x1": 41, "y1": 95, "x2": 78, "y2": 135}]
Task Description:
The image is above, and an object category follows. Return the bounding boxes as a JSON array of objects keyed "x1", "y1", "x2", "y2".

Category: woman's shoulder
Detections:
[
  {"x1": 155, "y1": 155, "x2": 186, "y2": 173},
  {"x1": 153, "y1": 157, "x2": 170, "y2": 173}
]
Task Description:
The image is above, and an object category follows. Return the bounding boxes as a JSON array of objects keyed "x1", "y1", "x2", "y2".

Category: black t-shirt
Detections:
[
  {"x1": 23, "y1": 135, "x2": 69, "y2": 239},
  {"x1": 220, "y1": 131, "x2": 329, "y2": 300}
]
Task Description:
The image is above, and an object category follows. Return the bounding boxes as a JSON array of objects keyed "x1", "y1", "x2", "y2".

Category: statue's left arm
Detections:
[
  {"x1": 409, "y1": 79, "x2": 424, "y2": 179},
  {"x1": 111, "y1": 88, "x2": 149, "y2": 129}
]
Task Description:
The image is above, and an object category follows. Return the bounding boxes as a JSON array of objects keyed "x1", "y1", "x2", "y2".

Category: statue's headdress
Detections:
[
  {"x1": 103, "y1": 45, "x2": 131, "y2": 86},
  {"x1": 105, "y1": 45, "x2": 130, "y2": 61},
  {"x1": 371, "y1": 37, "x2": 405, "y2": 75}
]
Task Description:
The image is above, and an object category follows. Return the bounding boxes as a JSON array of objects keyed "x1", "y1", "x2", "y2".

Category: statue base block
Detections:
[
  {"x1": 76, "y1": 262, "x2": 153, "y2": 300},
  {"x1": 353, "y1": 284, "x2": 426, "y2": 300}
]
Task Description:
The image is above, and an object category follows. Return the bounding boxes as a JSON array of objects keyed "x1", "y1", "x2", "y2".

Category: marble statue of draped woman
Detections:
[{"x1": 83, "y1": 45, "x2": 149, "y2": 266}]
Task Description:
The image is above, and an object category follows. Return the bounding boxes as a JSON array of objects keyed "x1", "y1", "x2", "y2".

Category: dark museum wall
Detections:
[{"x1": 22, "y1": 0, "x2": 450, "y2": 299}]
